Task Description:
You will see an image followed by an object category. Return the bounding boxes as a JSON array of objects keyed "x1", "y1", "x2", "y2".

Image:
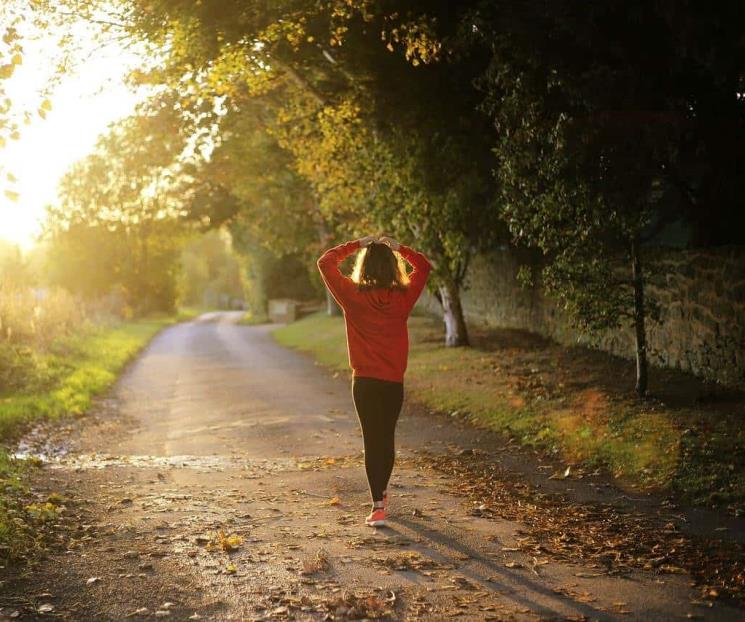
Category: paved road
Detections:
[{"x1": 3, "y1": 312, "x2": 742, "y2": 621}]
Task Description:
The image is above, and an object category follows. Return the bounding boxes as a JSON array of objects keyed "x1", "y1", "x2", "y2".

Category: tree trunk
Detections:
[
  {"x1": 438, "y1": 279, "x2": 469, "y2": 347},
  {"x1": 325, "y1": 289, "x2": 342, "y2": 316},
  {"x1": 631, "y1": 236, "x2": 648, "y2": 397}
]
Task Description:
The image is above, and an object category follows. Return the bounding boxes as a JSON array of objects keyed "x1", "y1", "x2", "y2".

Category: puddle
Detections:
[
  {"x1": 13, "y1": 434, "x2": 72, "y2": 463},
  {"x1": 48, "y1": 453, "x2": 240, "y2": 470},
  {"x1": 10, "y1": 452, "x2": 360, "y2": 474}
]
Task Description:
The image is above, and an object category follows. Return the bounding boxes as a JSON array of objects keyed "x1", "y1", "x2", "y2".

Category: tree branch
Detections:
[
  {"x1": 268, "y1": 55, "x2": 327, "y2": 107},
  {"x1": 53, "y1": 9, "x2": 127, "y2": 30}
]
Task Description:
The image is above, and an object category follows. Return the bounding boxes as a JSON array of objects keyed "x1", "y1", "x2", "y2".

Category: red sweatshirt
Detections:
[{"x1": 317, "y1": 240, "x2": 433, "y2": 383}]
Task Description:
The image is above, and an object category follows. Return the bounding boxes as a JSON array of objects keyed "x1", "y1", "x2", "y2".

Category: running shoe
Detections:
[{"x1": 365, "y1": 507, "x2": 386, "y2": 527}]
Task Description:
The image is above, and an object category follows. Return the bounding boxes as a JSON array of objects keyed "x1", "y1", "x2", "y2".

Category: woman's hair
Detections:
[{"x1": 351, "y1": 242, "x2": 410, "y2": 291}]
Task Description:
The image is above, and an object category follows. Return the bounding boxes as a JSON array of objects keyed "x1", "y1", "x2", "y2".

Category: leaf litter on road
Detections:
[
  {"x1": 413, "y1": 450, "x2": 745, "y2": 607},
  {"x1": 371, "y1": 550, "x2": 455, "y2": 574},
  {"x1": 300, "y1": 549, "x2": 331, "y2": 575}
]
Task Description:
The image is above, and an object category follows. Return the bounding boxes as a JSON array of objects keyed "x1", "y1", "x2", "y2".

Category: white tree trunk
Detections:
[
  {"x1": 438, "y1": 279, "x2": 469, "y2": 347},
  {"x1": 326, "y1": 290, "x2": 342, "y2": 316},
  {"x1": 631, "y1": 237, "x2": 648, "y2": 397}
]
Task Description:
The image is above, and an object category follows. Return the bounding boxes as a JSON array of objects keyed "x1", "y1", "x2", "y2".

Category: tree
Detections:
[
  {"x1": 45, "y1": 108, "x2": 191, "y2": 313},
  {"x1": 231, "y1": 3, "x2": 503, "y2": 344},
  {"x1": 464, "y1": 0, "x2": 745, "y2": 395},
  {"x1": 181, "y1": 101, "x2": 328, "y2": 318}
]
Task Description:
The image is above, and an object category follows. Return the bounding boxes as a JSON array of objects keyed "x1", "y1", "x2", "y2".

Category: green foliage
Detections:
[
  {"x1": 199, "y1": 104, "x2": 319, "y2": 253},
  {"x1": 44, "y1": 219, "x2": 184, "y2": 315},
  {"x1": 0, "y1": 282, "x2": 86, "y2": 392},
  {"x1": 234, "y1": 241, "x2": 273, "y2": 323},
  {"x1": 178, "y1": 230, "x2": 244, "y2": 309},
  {"x1": 0, "y1": 451, "x2": 30, "y2": 563},
  {"x1": 43, "y1": 110, "x2": 194, "y2": 314},
  {"x1": 230, "y1": 226, "x2": 318, "y2": 320},
  {"x1": 0, "y1": 317, "x2": 173, "y2": 440},
  {"x1": 466, "y1": 0, "x2": 745, "y2": 331}
]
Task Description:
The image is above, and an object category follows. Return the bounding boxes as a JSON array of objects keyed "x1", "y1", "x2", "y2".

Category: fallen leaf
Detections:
[{"x1": 126, "y1": 607, "x2": 149, "y2": 617}]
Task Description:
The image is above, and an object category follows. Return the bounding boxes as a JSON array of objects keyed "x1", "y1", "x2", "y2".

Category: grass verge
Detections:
[
  {"x1": 272, "y1": 311, "x2": 745, "y2": 515},
  {"x1": 0, "y1": 315, "x2": 179, "y2": 562}
]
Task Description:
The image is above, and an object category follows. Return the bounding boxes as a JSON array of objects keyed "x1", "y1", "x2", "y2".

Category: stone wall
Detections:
[{"x1": 418, "y1": 246, "x2": 745, "y2": 388}]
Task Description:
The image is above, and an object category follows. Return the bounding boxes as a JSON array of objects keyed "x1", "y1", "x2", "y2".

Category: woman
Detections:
[{"x1": 317, "y1": 235, "x2": 433, "y2": 527}]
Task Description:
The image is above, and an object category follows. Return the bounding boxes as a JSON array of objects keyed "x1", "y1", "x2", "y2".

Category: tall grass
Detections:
[
  {"x1": 0, "y1": 285, "x2": 85, "y2": 346},
  {"x1": 0, "y1": 285, "x2": 89, "y2": 395}
]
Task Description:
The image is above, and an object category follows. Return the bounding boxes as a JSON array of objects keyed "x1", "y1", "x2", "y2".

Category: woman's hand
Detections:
[
  {"x1": 379, "y1": 236, "x2": 400, "y2": 251},
  {"x1": 358, "y1": 235, "x2": 377, "y2": 247}
]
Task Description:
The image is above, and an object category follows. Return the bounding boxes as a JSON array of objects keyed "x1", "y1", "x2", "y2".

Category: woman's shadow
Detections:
[{"x1": 381, "y1": 513, "x2": 670, "y2": 621}]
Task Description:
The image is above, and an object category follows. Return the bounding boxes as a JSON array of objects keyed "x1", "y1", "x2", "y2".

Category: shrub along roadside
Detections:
[
  {"x1": 0, "y1": 315, "x2": 185, "y2": 562},
  {"x1": 272, "y1": 311, "x2": 745, "y2": 516}
]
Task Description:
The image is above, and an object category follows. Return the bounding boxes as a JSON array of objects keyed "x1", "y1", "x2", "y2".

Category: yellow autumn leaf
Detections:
[
  {"x1": 225, "y1": 562, "x2": 237, "y2": 574},
  {"x1": 11, "y1": 53, "x2": 22, "y2": 65},
  {"x1": 328, "y1": 496, "x2": 341, "y2": 505},
  {"x1": 218, "y1": 531, "x2": 244, "y2": 552}
]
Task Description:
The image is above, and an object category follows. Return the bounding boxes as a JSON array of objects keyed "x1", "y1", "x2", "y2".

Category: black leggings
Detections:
[{"x1": 351, "y1": 376, "x2": 404, "y2": 503}]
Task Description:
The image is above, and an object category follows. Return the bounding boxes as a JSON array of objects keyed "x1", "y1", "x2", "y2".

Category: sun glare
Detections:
[{"x1": 0, "y1": 17, "x2": 145, "y2": 250}]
